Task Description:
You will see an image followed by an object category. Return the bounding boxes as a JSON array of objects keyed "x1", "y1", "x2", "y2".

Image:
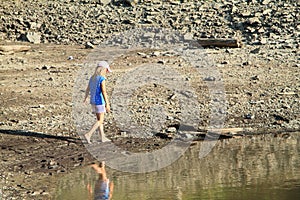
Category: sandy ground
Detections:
[{"x1": 0, "y1": 41, "x2": 299, "y2": 199}]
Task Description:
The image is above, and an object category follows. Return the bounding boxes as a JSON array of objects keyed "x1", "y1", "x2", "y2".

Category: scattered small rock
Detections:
[
  {"x1": 85, "y1": 42, "x2": 95, "y2": 49},
  {"x1": 245, "y1": 114, "x2": 255, "y2": 119},
  {"x1": 204, "y1": 76, "x2": 216, "y2": 81},
  {"x1": 251, "y1": 75, "x2": 259, "y2": 81},
  {"x1": 166, "y1": 127, "x2": 177, "y2": 133},
  {"x1": 99, "y1": 0, "x2": 111, "y2": 6}
]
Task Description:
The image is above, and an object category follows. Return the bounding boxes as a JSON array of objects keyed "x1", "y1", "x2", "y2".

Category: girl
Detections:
[
  {"x1": 84, "y1": 61, "x2": 112, "y2": 144},
  {"x1": 87, "y1": 161, "x2": 114, "y2": 200}
]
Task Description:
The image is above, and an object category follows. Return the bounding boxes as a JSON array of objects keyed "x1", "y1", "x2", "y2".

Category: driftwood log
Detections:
[
  {"x1": 0, "y1": 45, "x2": 31, "y2": 55},
  {"x1": 198, "y1": 38, "x2": 242, "y2": 48}
]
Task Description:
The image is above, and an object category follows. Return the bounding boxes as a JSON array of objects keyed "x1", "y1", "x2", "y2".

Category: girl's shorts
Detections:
[{"x1": 91, "y1": 104, "x2": 106, "y2": 114}]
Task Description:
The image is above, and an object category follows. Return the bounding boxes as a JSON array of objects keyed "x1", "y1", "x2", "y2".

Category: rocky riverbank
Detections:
[
  {"x1": 0, "y1": 0, "x2": 299, "y2": 199},
  {"x1": 1, "y1": 0, "x2": 299, "y2": 47}
]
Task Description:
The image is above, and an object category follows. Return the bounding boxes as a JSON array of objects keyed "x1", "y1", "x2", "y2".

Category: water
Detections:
[{"x1": 54, "y1": 133, "x2": 300, "y2": 200}]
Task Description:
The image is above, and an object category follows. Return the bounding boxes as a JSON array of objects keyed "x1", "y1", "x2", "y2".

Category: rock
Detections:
[
  {"x1": 250, "y1": 47, "x2": 260, "y2": 54},
  {"x1": 166, "y1": 127, "x2": 177, "y2": 133},
  {"x1": 157, "y1": 60, "x2": 166, "y2": 64},
  {"x1": 152, "y1": 51, "x2": 160, "y2": 56},
  {"x1": 29, "y1": 21, "x2": 41, "y2": 29},
  {"x1": 121, "y1": 131, "x2": 127, "y2": 137},
  {"x1": 204, "y1": 76, "x2": 216, "y2": 81},
  {"x1": 241, "y1": 11, "x2": 252, "y2": 17},
  {"x1": 232, "y1": 6, "x2": 238, "y2": 13},
  {"x1": 41, "y1": 65, "x2": 49, "y2": 70},
  {"x1": 183, "y1": 33, "x2": 193, "y2": 41},
  {"x1": 221, "y1": 60, "x2": 229, "y2": 64},
  {"x1": 245, "y1": 114, "x2": 255, "y2": 119},
  {"x1": 99, "y1": 0, "x2": 111, "y2": 6},
  {"x1": 124, "y1": 0, "x2": 138, "y2": 6},
  {"x1": 85, "y1": 42, "x2": 95, "y2": 49},
  {"x1": 293, "y1": 64, "x2": 300, "y2": 67},
  {"x1": 263, "y1": 9, "x2": 272, "y2": 15},
  {"x1": 18, "y1": 32, "x2": 41, "y2": 44},
  {"x1": 260, "y1": 38, "x2": 267, "y2": 45},
  {"x1": 262, "y1": 0, "x2": 270, "y2": 5},
  {"x1": 243, "y1": 61, "x2": 252, "y2": 66},
  {"x1": 251, "y1": 75, "x2": 259, "y2": 80},
  {"x1": 137, "y1": 52, "x2": 147, "y2": 57},
  {"x1": 273, "y1": 114, "x2": 289, "y2": 123},
  {"x1": 247, "y1": 17, "x2": 261, "y2": 25}
]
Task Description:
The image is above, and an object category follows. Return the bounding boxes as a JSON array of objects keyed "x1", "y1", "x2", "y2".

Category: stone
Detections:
[
  {"x1": 262, "y1": 0, "x2": 270, "y2": 5},
  {"x1": 137, "y1": 52, "x2": 147, "y2": 57},
  {"x1": 247, "y1": 17, "x2": 261, "y2": 25},
  {"x1": 232, "y1": 6, "x2": 238, "y2": 13},
  {"x1": 260, "y1": 38, "x2": 267, "y2": 45},
  {"x1": 263, "y1": 9, "x2": 272, "y2": 15},
  {"x1": 41, "y1": 65, "x2": 50, "y2": 70},
  {"x1": 29, "y1": 22, "x2": 41, "y2": 29},
  {"x1": 245, "y1": 114, "x2": 255, "y2": 119},
  {"x1": 251, "y1": 75, "x2": 259, "y2": 80},
  {"x1": 166, "y1": 127, "x2": 177, "y2": 133},
  {"x1": 183, "y1": 33, "x2": 193, "y2": 41},
  {"x1": 152, "y1": 51, "x2": 160, "y2": 56},
  {"x1": 241, "y1": 11, "x2": 252, "y2": 17},
  {"x1": 99, "y1": 0, "x2": 111, "y2": 6},
  {"x1": 157, "y1": 60, "x2": 166, "y2": 64},
  {"x1": 18, "y1": 32, "x2": 41, "y2": 44},
  {"x1": 250, "y1": 48, "x2": 260, "y2": 54},
  {"x1": 85, "y1": 42, "x2": 95, "y2": 49},
  {"x1": 204, "y1": 76, "x2": 216, "y2": 81},
  {"x1": 124, "y1": 0, "x2": 138, "y2": 6}
]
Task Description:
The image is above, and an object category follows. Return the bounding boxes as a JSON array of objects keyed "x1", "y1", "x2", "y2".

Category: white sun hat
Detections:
[{"x1": 97, "y1": 61, "x2": 112, "y2": 72}]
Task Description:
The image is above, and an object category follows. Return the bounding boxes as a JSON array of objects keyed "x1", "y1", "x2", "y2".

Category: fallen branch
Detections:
[{"x1": 198, "y1": 38, "x2": 242, "y2": 48}]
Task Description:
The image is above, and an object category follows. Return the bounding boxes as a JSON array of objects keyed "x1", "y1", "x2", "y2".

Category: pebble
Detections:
[
  {"x1": 85, "y1": 42, "x2": 95, "y2": 49},
  {"x1": 166, "y1": 127, "x2": 177, "y2": 133},
  {"x1": 204, "y1": 76, "x2": 216, "y2": 81}
]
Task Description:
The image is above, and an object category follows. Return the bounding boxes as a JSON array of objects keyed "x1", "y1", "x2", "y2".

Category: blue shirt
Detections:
[
  {"x1": 95, "y1": 180, "x2": 110, "y2": 200},
  {"x1": 89, "y1": 75, "x2": 106, "y2": 105}
]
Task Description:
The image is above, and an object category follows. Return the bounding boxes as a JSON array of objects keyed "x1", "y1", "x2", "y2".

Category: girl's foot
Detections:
[
  {"x1": 84, "y1": 133, "x2": 91, "y2": 144},
  {"x1": 101, "y1": 136, "x2": 111, "y2": 142}
]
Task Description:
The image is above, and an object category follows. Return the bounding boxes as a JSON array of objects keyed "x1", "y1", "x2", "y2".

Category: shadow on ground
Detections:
[{"x1": 0, "y1": 129, "x2": 80, "y2": 143}]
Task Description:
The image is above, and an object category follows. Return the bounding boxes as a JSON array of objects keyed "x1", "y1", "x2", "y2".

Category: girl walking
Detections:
[{"x1": 84, "y1": 61, "x2": 112, "y2": 144}]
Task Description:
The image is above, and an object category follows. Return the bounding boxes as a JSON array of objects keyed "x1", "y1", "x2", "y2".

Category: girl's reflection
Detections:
[{"x1": 87, "y1": 162, "x2": 114, "y2": 200}]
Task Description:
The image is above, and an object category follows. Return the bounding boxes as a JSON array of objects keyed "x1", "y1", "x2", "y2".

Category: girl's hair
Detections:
[{"x1": 92, "y1": 66, "x2": 106, "y2": 79}]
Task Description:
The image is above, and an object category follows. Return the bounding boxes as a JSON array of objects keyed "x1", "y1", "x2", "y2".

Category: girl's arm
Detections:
[
  {"x1": 86, "y1": 183, "x2": 93, "y2": 200},
  {"x1": 84, "y1": 84, "x2": 90, "y2": 103},
  {"x1": 109, "y1": 181, "x2": 114, "y2": 200},
  {"x1": 101, "y1": 80, "x2": 110, "y2": 112}
]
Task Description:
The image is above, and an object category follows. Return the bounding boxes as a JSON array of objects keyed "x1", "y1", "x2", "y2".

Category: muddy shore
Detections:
[{"x1": 1, "y1": 0, "x2": 300, "y2": 199}]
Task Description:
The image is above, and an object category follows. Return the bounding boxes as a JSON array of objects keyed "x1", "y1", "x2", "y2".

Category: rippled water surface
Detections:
[{"x1": 54, "y1": 133, "x2": 300, "y2": 200}]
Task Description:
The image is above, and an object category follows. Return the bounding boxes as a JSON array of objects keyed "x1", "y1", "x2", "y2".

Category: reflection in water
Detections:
[
  {"x1": 87, "y1": 162, "x2": 113, "y2": 200},
  {"x1": 54, "y1": 133, "x2": 300, "y2": 200}
]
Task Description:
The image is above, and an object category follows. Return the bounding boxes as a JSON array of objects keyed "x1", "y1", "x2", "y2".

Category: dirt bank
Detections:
[{"x1": 0, "y1": 0, "x2": 299, "y2": 199}]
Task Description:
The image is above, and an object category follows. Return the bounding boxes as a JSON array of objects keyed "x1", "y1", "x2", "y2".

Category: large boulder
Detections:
[{"x1": 18, "y1": 32, "x2": 41, "y2": 44}]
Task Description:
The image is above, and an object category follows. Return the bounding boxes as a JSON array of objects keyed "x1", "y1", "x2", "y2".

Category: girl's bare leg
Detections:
[
  {"x1": 84, "y1": 120, "x2": 101, "y2": 144},
  {"x1": 96, "y1": 113, "x2": 110, "y2": 142}
]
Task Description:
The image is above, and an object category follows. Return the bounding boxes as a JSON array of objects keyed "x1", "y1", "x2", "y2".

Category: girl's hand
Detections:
[
  {"x1": 83, "y1": 98, "x2": 88, "y2": 104},
  {"x1": 106, "y1": 104, "x2": 111, "y2": 113}
]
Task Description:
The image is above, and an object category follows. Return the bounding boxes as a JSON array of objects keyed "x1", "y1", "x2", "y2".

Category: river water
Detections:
[{"x1": 53, "y1": 133, "x2": 300, "y2": 200}]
